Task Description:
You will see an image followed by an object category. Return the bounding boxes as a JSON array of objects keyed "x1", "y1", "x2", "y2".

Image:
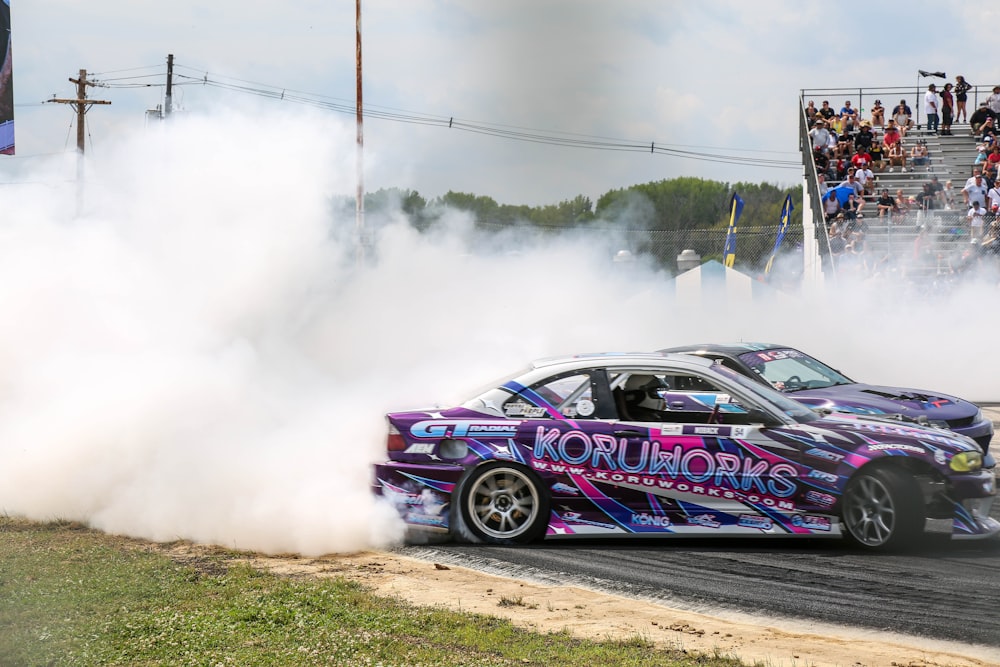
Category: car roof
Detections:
[
  {"x1": 659, "y1": 343, "x2": 790, "y2": 357},
  {"x1": 529, "y1": 351, "x2": 715, "y2": 372}
]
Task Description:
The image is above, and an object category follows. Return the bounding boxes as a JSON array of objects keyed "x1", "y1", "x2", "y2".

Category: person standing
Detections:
[
  {"x1": 968, "y1": 201, "x2": 987, "y2": 240},
  {"x1": 924, "y1": 84, "x2": 940, "y2": 134},
  {"x1": 988, "y1": 86, "x2": 1000, "y2": 119},
  {"x1": 955, "y1": 75, "x2": 972, "y2": 123},
  {"x1": 940, "y1": 83, "x2": 955, "y2": 135}
]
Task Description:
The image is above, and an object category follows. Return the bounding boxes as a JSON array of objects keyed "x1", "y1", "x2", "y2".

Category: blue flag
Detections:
[
  {"x1": 765, "y1": 195, "x2": 794, "y2": 275},
  {"x1": 722, "y1": 193, "x2": 744, "y2": 268}
]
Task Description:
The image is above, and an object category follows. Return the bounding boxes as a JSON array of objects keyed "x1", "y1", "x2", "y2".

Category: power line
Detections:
[{"x1": 88, "y1": 63, "x2": 801, "y2": 170}]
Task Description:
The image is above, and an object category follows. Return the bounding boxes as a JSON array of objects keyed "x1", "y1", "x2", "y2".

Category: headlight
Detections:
[
  {"x1": 974, "y1": 408, "x2": 984, "y2": 424},
  {"x1": 949, "y1": 451, "x2": 983, "y2": 472}
]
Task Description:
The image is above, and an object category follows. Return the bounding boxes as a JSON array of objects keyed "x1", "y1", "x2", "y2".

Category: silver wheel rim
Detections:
[
  {"x1": 466, "y1": 468, "x2": 540, "y2": 540},
  {"x1": 843, "y1": 476, "x2": 896, "y2": 546}
]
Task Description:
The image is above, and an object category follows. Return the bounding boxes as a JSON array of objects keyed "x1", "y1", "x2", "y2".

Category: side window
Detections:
[
  {"x1": 612, "y1": 370, "x2": 750, "y2": 423},
  {"x1": 501, "y1": 373, "x2": 598, "y2": 419}
]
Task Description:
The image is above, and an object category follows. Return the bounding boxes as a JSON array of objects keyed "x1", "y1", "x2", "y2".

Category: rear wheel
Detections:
[
  {"x1": 841, "y1": 467, "x2": 924, "y2": 550},
  {"x1": 456, "y1": 463, "x2": 549, "y2": 544}
]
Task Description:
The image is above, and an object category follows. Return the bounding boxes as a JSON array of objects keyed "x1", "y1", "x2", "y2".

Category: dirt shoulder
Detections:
[{"x1": 163, "y1": 543, "x2": 999, "y2": 667}]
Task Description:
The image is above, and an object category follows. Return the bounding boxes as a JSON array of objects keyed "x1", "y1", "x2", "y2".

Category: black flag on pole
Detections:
[{"x1": 918, "y1": 70, "x2": 946, "y2": 78}]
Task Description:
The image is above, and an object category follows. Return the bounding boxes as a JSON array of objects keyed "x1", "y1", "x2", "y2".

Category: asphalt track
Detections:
[{"x1": 397, "y1": 407, "x2": 1000, "y2": 651}]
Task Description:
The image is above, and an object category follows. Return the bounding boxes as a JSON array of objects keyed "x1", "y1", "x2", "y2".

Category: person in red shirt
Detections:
[
  {"x1": 987, "y1": 145, "x2": 1000, "y2": 169},
  {"x1": 882, "y1": 122, "x2": 901, "y2": 150},
  {"x1": 851, "y1": 149, "x2": 872, "y2": 170}
]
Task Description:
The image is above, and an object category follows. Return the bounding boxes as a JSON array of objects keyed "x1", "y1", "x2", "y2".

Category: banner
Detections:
[
  {"x1": 722, "y1": 193, "x2": 744, "y2": 268},
  {"x1": 0, "y1": 0, "x2": 12, "y2": 155},
  {"x1": 765, "y1": 194, "x2": 794, "y2": 275}
]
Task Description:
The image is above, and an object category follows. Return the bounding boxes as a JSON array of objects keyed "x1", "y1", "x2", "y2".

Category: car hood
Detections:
[{"x1": 789, "y1": 383, "x2": 977, "y2": 422}]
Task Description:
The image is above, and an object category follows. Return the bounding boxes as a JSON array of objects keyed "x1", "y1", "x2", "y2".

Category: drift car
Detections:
[
  {"x1": 661, "y1": 343, "x2": 994, "y2": 452},
  {"x1": 373, "y1": 353, "x2": 998, "y2": 551}
]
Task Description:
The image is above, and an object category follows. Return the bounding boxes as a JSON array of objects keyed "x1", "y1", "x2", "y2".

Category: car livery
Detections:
[{"x1": 373, "y1": 353, "x2": 998, "y2": 551}]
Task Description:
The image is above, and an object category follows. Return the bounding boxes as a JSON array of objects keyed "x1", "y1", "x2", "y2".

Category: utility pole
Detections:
[
  {"x1": 355, "y1": 0, "x2": 367, "y2": 267},
  {"x1": 46, "y1": 69, "x2": 111, "y2": 154},
  {"x1": 164, "y1": 54, "x2": 174, "y2": 117},
  {"x1": 46, "y1": 69, "x2": 111, "y2": 215}
]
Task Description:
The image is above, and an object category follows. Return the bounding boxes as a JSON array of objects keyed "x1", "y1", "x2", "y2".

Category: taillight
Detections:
[{"x1": 387, "y1": 422, "x2": 406, "y2": 452}]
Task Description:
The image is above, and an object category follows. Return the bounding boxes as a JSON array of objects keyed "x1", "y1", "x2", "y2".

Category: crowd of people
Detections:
[{"x1": 806, "y1": 77, "x2": 1000, "y2": 279}]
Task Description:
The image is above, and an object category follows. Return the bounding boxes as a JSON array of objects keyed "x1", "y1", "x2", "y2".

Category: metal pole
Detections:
[{"x1": 355, "y1": 0, "x2": 366, "y2": 267}]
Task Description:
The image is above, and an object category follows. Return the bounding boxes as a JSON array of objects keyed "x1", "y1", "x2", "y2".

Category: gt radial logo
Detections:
[{"x1": 410, "y1": 420, "x2": 521, "y2": 438}]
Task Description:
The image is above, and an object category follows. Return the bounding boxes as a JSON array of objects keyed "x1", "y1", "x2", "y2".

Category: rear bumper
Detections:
[{"x1": 373, "y1": 462, "x2": 464, "y2": 533}]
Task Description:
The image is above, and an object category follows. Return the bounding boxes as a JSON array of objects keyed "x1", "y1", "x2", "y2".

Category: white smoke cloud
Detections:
[{"x1": 1, "y1": 104, "x2": 998, "y2": 557}]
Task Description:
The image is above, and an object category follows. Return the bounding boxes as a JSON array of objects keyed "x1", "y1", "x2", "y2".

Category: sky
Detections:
[
  {"x1": 1, "y1": 1, "x2": 999, "y2": 557},
  {"x1": 3, "y1": 1, "x2": 996, "y2": 206}
]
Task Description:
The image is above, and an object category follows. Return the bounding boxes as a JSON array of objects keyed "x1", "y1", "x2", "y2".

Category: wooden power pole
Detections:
[
  {"x1": 46, "y1": 69, "x2": 111, "y2": 154},
  {"x1": 45, "y1": 69, "x2": 111, "y2": 214}
]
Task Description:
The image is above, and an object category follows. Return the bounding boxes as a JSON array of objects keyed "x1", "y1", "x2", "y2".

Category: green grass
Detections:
[{"x1": 0, "y1": 516, "x2": 747, "y2": 667}]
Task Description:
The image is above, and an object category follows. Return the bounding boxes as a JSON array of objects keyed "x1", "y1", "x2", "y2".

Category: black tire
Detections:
[
  {"x1": 455, "y1": 463, "x2": 550, "y2": 545},
  {"x1": 841, "y1": 467, "x2": 924, "y2": 550}
]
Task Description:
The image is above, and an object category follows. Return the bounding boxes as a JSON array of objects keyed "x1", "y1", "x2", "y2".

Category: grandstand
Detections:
[{"x1": 800, "y1": 83, "x2": 997, "y2": 285}]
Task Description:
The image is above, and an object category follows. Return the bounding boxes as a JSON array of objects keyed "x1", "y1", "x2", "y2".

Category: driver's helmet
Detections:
[{"x1": 623, "y1": 374, "x2": 667, "y2": 411}]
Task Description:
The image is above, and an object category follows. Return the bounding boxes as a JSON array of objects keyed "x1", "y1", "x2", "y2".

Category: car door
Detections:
[{"x1": 606, "y1": 368, "x2": 804, "y2": 535}]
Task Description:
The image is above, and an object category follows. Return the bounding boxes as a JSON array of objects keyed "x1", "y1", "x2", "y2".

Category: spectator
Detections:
[
  {"x1": 928, "y1": 176, "x2": 945, "y2": 208},
  {"x1": 968, "y1": 201, "x2": 987, "y2": 240},
  {"x1": 892, "y1": 99, "x2": 913, "y2": 135},
  {"x1": 829, "y1": 224, "x2": 846, "y2": 255},
  {"x1": 868, "y1": 140, "x2": 885, "y2": 171},
  {"x1": 988, "y1": 145, "x2": 1000, "y2": 170},
  {"x1": 942, "y1": 179, "x2": 956, "y2": 209},
  {"x1": 883, "y1": 122, "x2": 902, "y2": 150},
  {"x1": 894, "y1": 188, "x2": 911, "y2": 222},
  {"x1": 887, "y1": 141, "x2": 907, "y2": 172},
  {"x1": 824, "y1": 191, "x2": 841, "y2": 223},
  {"x1": 871, "y1": 99, "x2": 885, "y2": 127},
  {"x1": 854, "y1": 123, "x2": 875, "y2": 153},
  {"x1": 809, "y1": 120, "x2": 831, "y2": 153},
  {"x1": 964, "y1": 173, "x2": 989, "y2": 208},
  {"x1": 981, "y1": 118, "x2": 998, "y2": 146},
  {"x1": 876, "y1": 188, "x2": 896, "y2": 217},
  {"x1": 975, "y1": 145, "x2": 989, "y2": 167},
  {"x1": 813, "y1": 146, "x2": 830, "y2": 175},
  {"x1": 940, "y1": 83, "x2": 954, "y2": 135},
  {"x1": 840, "y1": 100, "x2": 858, "y2": 133},
  {"x1": 816, "y1": 171, "x2": 829, "y2": 198},
  {"x1": 805, "y1": 100, "x2": 818, "y2": 126},
  {"x1": 955, "y1": 75, "x2": 972, "y2": 123},
  {"x1": 988, "y1": 86, "x2": 1000, "y2": 118},
  {"x1": 924, "y1": 84, "x2": 940, "y2": 134},
  {"x1": 970, "y1": 102, "x2": 992, "y2": 135},
  {"x1": 855, "y1": 162, "x2": 875, "y2": 197},
  {"x1": 915, "y1": 183, "x2": 935, "y2": 210},
  {"x1": 842, "y1": 171, "x2": 864, "y2": 197},
  {"x1": 965, "y1": 167, "x2": 984, "y2": 188},
  {"x1": 851, "y1": 147, "x2": 872, "y2": 170},
  {"x1": 911, "y1": 139, "x2": 930, "y2": 169},
  {"x1": 987, "y1": 178, "x2": 1000, "y2": 213},
  {"x1": 818, "y1": 100, "x2": 836, "y2": 123}
]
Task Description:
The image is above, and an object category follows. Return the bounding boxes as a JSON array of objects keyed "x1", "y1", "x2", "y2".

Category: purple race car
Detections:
[
  {"x1": 659, "y1": 343, "x2": 994, "y2": 452},
  {"x1": 373, "y1": 353, "x2": 998, "y2": 551}
]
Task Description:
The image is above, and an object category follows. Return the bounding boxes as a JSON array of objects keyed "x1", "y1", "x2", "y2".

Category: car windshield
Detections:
[
  {"x1": 711, "y1": 364, "x2": 821, "y2": 423},
  {"x1": 737, "y1": 348, "x2": 854, "y2": 392}
]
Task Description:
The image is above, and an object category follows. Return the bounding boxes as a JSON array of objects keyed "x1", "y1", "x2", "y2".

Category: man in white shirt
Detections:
[
  {"x1": 968, "y1": 201, "x2": 986, "y2": 240},
  {"x1": 924, "y1": 84, "x2": 939, "y2": 134},
  {"x1": 963, "y1": 174, "x2": 989, "y2": 208}
]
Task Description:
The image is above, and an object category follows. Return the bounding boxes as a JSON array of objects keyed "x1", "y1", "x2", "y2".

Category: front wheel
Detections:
[
  {"x1": 841, "y1": 467, "x2": 924, "y2": 550},
  {"x1": 456, "y1": 463, "x2": 550, "y2": 545}
]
